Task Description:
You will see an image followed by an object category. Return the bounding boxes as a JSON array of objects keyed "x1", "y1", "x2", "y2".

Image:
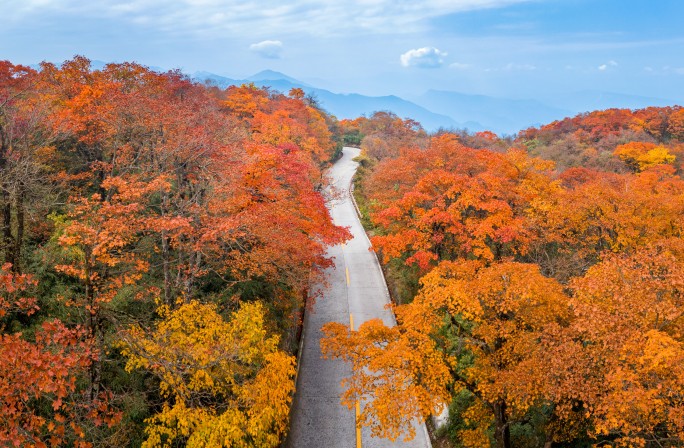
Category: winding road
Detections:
[{"x1": 286, "y1": 147, "x2": 431, "y2": 448}]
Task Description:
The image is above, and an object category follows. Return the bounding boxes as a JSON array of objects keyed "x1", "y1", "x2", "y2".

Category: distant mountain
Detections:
[
  {"x1": 414, "y1": 90, "x2": 573, "y2": 136},
  {"x1": 308, "y1": 89, "x2": 463, "y2": 131},
  {"x1": 192, "y1": 71, "x2": 239, "y2": 88},
  {"x1": 246, "y1": 70, "x2": 311, "y2": 87},
  {"x1": 193, "y1": 71, "x2": 464, "y2": 132},
  {"x1": 544, "y1": 90, "x2": 679, "y2": 114},
  {"x1": 193, "y1": 71, "x2": 683, "y2": 136},
  {"x1": 26, "y1": 61, "x2": 683, "y2": 136}
]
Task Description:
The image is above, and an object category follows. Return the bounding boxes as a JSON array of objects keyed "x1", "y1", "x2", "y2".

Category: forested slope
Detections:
[
  {"x1": 329, "y1": 111, "x2": 684, "y2": 448},
  {"x1": 0, "y1": 57, "x2": 349, "y2": 447},
  {"x1": 3, "y1": 56, "x2": 684, "y2": 448}
]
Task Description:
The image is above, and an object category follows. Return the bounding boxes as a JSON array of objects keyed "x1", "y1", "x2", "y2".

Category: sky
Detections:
[{"x1": 2, "y1": 0, "x2": 684, "y2": 101}]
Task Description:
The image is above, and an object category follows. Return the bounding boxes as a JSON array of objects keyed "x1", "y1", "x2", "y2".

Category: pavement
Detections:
[{"x1": 286, "y1": 147, "x2": 431, "y2": 448}]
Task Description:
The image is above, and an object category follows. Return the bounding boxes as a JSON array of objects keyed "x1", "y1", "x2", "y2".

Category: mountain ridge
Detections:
[
  {"x1": 246, "y1": 69, "x2": 311, "y2": 87},
  {"x1": 28, "y1": 60, "x2": 682, "y2": 135},
  {"x1": 413, "y1": 89, "x2": 573, "y2": 135},
  {"x1": 193, "y1": 69, "x2": 680, "y2": 135},
  {"x1": 192, "y1": 71, "x2": 467, "y2": 132}
]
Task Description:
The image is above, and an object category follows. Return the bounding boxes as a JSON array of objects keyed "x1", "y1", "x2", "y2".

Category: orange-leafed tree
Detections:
[
  {"x1": 367, "y1": 135, "x2": 554, "y2": 271},
  {"x1": 223, "y1": 83, "x2": 270, "y2": 122},
  {"x1": 528, "y1": 165, "x2": 684, "y2": 279},
  {"x1": 567, "y1": 241, "x2": 684, "y2": 447},
  {"x1": 354, "y1": 111, "x2": 427, "y2": 162},
  {"x1": 199, "y1": 138, "x2": 350, "y2": 347},
  {"x1": 0, "y1": 56, "x2": 353, "y2": 446},
  {"x1": 40, "y1": 61, "x2": 235, "y2": 419},
  {"x1": 667, "y1": 107, "x2": 684, "y2": 140},
  {"x1": 223, "y1": 84, "x2": 337, "y2": 167},
  {"x1": 517, "y1": 106, "x2": 684, "y2": 172},
  {"x1": 323, "y1": 261, "x2": 572, "y2": 448},
  {"x1": 52, "y1": 173, "x2": 165, "y2": 400}
]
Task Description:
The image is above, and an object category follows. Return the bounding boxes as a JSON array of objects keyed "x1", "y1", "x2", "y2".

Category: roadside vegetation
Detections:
[
  {"x1": 0, "y1": 57, "x2": 349, "y2": 447},
  {"x1": 329, "y1": 109, "x2": 684, "y2": 448},
  {"x1": 3, "y1": 54, "x2": 684, "y2": 447}
]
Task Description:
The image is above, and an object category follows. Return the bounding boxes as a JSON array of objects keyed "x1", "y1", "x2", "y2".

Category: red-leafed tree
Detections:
[
  {"x1": 367, "y1": 134, "x2": 554, "y2": 271},
  {"x1": 0, "y1": 263, "x2": 120, "y2": 447}
]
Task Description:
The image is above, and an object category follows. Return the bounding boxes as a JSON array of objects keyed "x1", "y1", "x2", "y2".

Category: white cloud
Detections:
[
  {"x1": 598, "y1": 60, "x2": 618, "y2": 71},
  {"x1": 474, "y1": 62, "x2": 536, "y2": 72},
  {"x1": 503, "y1": 62, "x2": 536, "y2": 71},
  {"x1": 400, "y1": 47, "x2": 447, "y2": 68},
  {"x1": 249, "y1": 40, "x2": 283, "y2": 59},
  {"x1": 449, "y1": 62, "x2": 471, "y2": 70}
]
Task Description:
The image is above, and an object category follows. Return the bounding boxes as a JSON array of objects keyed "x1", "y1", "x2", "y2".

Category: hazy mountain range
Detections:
[
  {"x1": 32, "y1": 61, "x2": 680, "y2": 135},
  {"x1": 194, "y1": 69, "x2": 680, "y2": 135},
  {"x1": 194, "y1": 70, "x2": 464, "y2": 132}
]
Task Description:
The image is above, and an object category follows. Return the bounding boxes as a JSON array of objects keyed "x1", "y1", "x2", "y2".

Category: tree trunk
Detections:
[
  {"x1": 493, "y1": 401, "x2": 511, "y2": 448},
  {"x1": 83, "y1": 247, "x2": 101, "y2": 401},
  {"x1": 543, "y1": 426, "x2": 555, "y2": 448},
  {"x1": 2, "y1": 188, "x2": 14, "y2": 267},
  {"x1": 13, "y1": 186, "x2": 23, "y2": 273},
  {"x1": 175, "y1": 246, "x2": 184, "y2": 293},
  {"x1": 89, "y1": 313, "x2": 103, "y2": 402},
  {"x1": 182, "y1": 243, "x2": 201, "y2": 300},
  {"x1": 162, "y1": 230, "x2": 171, "y2": 305},
  {"x1": 161, "y1": 190, "x2": 172, "y2": 305}
]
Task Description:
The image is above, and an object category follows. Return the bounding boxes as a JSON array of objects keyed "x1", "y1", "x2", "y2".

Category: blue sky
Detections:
[{"x1": 2, "y1": 0, "x2": 683, "y2": 101}]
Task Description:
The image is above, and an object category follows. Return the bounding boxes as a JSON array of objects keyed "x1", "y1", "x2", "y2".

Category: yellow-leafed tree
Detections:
[
  {"x1": 613, "y1": 141, "x2": 675, "y2": 172},
  {"x1": 120, "y1": 300, "x2": 296, "y2": 448}
]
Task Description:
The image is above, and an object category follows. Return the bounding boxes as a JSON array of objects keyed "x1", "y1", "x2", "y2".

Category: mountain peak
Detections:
[{"x1": 247, "y1": 70, "x2": 306, "y2": 86}]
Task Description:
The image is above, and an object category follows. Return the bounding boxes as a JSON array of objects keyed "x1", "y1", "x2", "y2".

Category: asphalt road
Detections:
[{"x1": 286, "y1": 147, "x2": 431, "y2": 448}]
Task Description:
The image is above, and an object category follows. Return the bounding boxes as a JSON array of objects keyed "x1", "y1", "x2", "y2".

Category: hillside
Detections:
[
  {"x1": 3, "y1": 56, "x2": 684, "y2": 448},
  {"x1": 335, "y1": 108, "x2": 684, "y2": 448}
]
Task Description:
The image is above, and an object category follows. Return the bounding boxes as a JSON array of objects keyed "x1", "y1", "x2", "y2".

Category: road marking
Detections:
[
  {"x1": 350, "y1": 313, "x2": 362, "y2": 448},
  {"x1": 346, "y1": 267, "x2": 350, "y2": 286},
  {"x1": 356, "y1": 401, "x2": 362, "y2": 448}
]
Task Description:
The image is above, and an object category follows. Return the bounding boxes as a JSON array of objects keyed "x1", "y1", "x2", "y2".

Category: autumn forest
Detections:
[{"x1": 1, "y1": 57, "x2": 684, "y2": 448}]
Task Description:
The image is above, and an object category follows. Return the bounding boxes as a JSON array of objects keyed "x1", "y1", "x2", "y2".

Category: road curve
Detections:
[{"x1": 286, "y1": 147, "x2": 431, "y2": 448}]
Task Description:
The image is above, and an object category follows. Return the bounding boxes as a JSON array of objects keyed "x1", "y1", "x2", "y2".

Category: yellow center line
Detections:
[
  {"x1": 349, "y1": 313, "x2": 362, "y2": 448},
  {"x1": 356, "y1": 401, "x2": 362, "y2": 447},
  {"x1": 346, "y1": 267, "x2": 350, "y2": 286}
]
